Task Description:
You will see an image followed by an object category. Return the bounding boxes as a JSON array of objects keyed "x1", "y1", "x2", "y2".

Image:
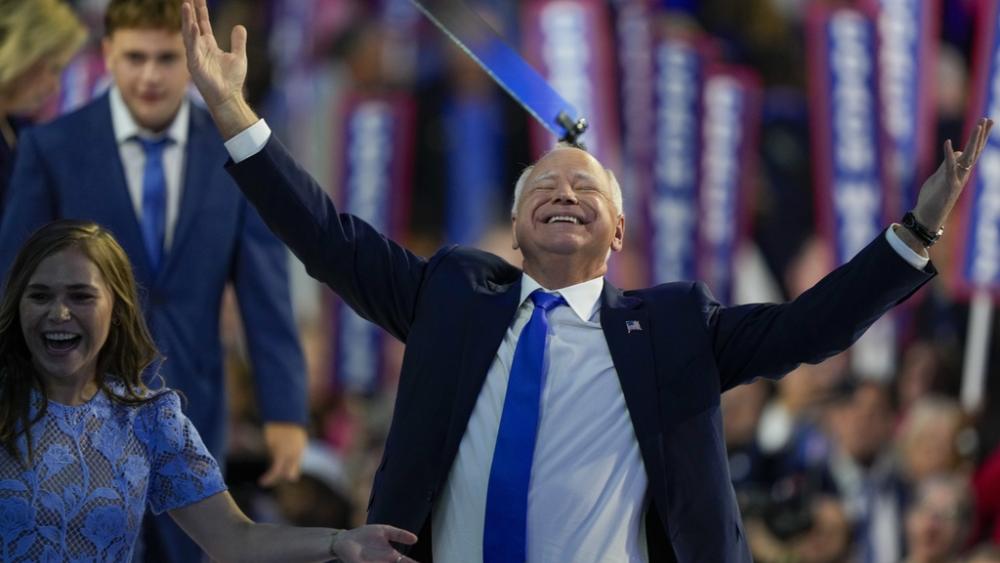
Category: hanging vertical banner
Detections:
[
  {"x1": 333, "y1": 95, "x2": 415, "y2": 394},
  {"x1": 807, "y1": 5, "x2": 888, "y2": 264},
  {"x1": 807, "y1": 4, "x2": 896, "y2": 379},
  {"x1": 696, "y1": 67, "x2": 762, "y2": 305},
  {"x1": 875, "y1": 0, "x2": 939, "y2": 217},
  {"x1": 954, "y1": 0, "x2": 1000, "y2": 295},
  {"x1": 649, "y1": 32, "x2": 713, "y2": 284},
  {"x1": 610, "y1": 0, "x2": 656, "y2": 287},
  {"x1": 612, "y1": 0, "x2": 655, "y2": 223},
  {"x1": 443, "y1": 95, "x2": 504, "y2": 245},
  {"x1": 521, "y1": 0, "x2": 622, "y2": 168}
]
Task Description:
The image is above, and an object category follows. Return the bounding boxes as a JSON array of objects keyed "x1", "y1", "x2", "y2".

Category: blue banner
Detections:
[
  {"x1": 808, "y1": 6, "x2": 886, "y2": 266},
  {"x1": 876, "y1": 0, "x2": 939, "y2": 217},
  {"x1": 809, "y1": 5, "x2": 897, "y2": 379},
  {"x1": 333, "y1": 97, "x2": 414, "y2": 394},
  {"x1": 697, "y1": 68, "x2": 761, "y2": 304},
  {"x1": 956, "y1": 0, "x2": 1000, "y2": 293},
  {"x1": 443, "y1": 96, "x2": 504, "y2": 245},
  {"x1": 613, "y1": 0, "x2": 655, "y2": 230},
  {"x1": 649, "y1": 34, "x2": 708, "y2": 283},
  {"x1": 522, "y1": 0, "x2": 621, "y2": 167}
]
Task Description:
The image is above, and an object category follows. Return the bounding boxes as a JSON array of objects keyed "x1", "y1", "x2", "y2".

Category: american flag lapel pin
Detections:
[{"x1": 625, "y1": 320, "x2": 642, "y2": 334}]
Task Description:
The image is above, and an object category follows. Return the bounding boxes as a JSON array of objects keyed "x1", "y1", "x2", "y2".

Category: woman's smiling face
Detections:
[{"x1": 19, "y1": 247, "x2": 114, "y2": 395}]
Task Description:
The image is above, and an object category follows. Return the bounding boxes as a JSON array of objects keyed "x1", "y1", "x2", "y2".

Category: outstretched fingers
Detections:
[
  {"x1": 943, "y1": 118, "x2": 994, "y2": 182},
  {"x1": 379, "y1": 526, "x2": 418, "y2": 563},
  {"x1": 181, "y1": 0, "x2": 218, "y2": 53},
  {"x1": 958, "y1": 118, "x2": 993, "y2": 170},
  {"x1": 231, "y1": 25, "x2": 247, "y2": 61},
  {"x1": 194, "y1": 0, "x2": 215, "y2": 37},
  {"x1": 381, "y1": 526, "x2": 418, "y2": 546},
  {"x1": 181, "y1": 2, "x2": 198, "y2": 50},
  {"x1": 974, "y1": 118, "x2": 994, "y2": 162}
]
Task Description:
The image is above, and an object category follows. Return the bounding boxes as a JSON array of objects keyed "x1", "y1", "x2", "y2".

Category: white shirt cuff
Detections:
[
  {"x1": 224, "y1": 119, "x2": 271, "y2": 163},
  {"x1": 886, "y1": 225, "x2": 930, "y2": 270}
]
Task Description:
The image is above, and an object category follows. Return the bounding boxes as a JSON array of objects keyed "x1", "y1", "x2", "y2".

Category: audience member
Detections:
[
  {"x1": 898, "y1": 396, "x2": 975, "y2": 483},
  {"x1": 903, "y1": 475, "x2": 974, "y2": 563},
  {"x1": 823, "y1": 379, "x2": 907, "y2": 563},
  {"x1": 0, "y1": 1, "x2": 309, "y2": 560},
  {"x1": 0, "y1": 219, "x2": 416, "y2": 563},
  {"x1": 0, "y1": 0, "x2": 86, "y2": 206}
]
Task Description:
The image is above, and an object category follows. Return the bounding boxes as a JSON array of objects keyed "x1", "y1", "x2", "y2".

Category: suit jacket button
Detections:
[{"x1": 425, "y1": 489, "x2": 434, "y2": 502}]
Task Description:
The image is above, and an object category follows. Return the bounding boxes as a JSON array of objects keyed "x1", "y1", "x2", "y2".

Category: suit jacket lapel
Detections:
[
  {"x1": 90, "y1": 95, "x2": 156, "y2": 282},
  {"x1": 442, "y1": 278, "x2": 522, "y2": 463},
  {"x1": 600, "y1": 282, "x2": 661, "y2": 441},
  {"x1": 163, "y1": 106, "x2": 215, "y2": 277}
]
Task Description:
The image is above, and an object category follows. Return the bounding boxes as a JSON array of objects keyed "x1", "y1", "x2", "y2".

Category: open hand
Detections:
[
  {"x1": 180, "y1": 0, "x2": 247, "y2": 108},
  {"x1": 332, "y1": 525, "x2": 420, "y2": 563},
  {"x1": 913, "y1": 117, "x2": 994, "y2": 231},
  {"x1": 180, "y1": 0, "x2": 258, "y2": 138}
]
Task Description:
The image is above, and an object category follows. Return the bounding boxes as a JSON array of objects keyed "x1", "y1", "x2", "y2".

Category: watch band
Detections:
[{"x1": 901, "y1": 211, "x2": 943, "y2": 247}]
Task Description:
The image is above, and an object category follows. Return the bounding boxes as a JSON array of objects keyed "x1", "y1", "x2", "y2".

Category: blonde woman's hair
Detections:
[{"x1": 0, "y1": 0, "x2": 87, "y2": 94}]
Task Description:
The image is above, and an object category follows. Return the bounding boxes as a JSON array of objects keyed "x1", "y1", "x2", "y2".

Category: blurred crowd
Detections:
[{"x1": 5, "y1": 0, "x2": 1000, "y2": 561}]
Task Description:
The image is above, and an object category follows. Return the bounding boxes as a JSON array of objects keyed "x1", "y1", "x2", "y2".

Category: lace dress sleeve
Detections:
[{"x1": 134, "y1": 392, "x2": 227, "y2": 514}]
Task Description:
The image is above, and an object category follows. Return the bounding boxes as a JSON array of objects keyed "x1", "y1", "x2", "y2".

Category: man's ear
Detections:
[
  {"x1": 511, "y1": 215, "x2": 520, "y2": 250},
  {"x1": 610, "y1": 214, "x2": 624, "y2": 252}
]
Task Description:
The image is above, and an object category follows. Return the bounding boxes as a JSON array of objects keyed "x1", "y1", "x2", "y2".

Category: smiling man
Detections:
[
  {"x1": 178, "y1": 0, "x2": 993, "y2": 561},
  {"x1": 0, "y1": 1, "x2": 309, "y2": 562},
  {"x1": 511, "y1": 148, "x2": 625, "y2": 289}
]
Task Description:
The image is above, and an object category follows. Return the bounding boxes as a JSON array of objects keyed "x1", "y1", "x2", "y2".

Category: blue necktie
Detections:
[
  {"x1": 136, "y1": 136, "x2": 171, "y2": 274},
  {"x1": 484, "y1": 289, "x2": 565, "y2": 563}
]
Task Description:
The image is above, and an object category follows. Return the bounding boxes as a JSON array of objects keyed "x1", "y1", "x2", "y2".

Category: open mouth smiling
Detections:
[
  {"x1": 542, "y1": 213, "x2": 587, "y2": 225},
  {"x1": 42, "y1": 331, "x2": 82, "y2": 352}
]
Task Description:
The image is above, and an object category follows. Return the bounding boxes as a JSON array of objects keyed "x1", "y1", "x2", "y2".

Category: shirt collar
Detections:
[
  {"x1": 109, "y1": 86, "x2": 190, "y2": 145},
  {"x1": 520, "y1": 273, "x2": 604, "y2": 322}
]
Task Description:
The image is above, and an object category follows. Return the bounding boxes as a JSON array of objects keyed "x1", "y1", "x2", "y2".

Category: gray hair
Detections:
[{"x1": 510, "y1": 145, "x2": 624, "y2": 218}]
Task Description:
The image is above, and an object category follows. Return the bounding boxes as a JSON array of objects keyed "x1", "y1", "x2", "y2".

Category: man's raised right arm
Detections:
[{"x1": 180, "y1": 0, "x2": 427, "y2": 342}]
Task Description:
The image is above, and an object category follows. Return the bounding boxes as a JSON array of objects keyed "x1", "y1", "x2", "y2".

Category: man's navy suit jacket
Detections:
[
  {"x1": 229, "y1": 137, "x2": 934, "y2": 562},
  {"x1": 0, "y1": 94, "x2": 307, "y2": 458}
]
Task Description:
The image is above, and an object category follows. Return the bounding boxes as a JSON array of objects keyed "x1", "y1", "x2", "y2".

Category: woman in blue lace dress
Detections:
[{"x1": 0, "y1": 220, "x2": 418, "y2": 562}]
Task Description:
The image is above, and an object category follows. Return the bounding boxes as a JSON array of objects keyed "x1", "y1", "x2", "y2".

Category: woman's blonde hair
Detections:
[{"x1": 0, "y1": 0, "x2": 87, "y2": 94}]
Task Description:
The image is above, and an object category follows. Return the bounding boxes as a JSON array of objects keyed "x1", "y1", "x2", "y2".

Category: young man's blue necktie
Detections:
[
  {"x1": 136, "y1": 136, "x2": 172, "y2": 274},
  {"x1": 484, "y1": 289, "x2": 565, "y2": 563}
]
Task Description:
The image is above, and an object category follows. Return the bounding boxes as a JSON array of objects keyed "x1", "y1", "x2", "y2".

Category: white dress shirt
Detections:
[
  {"x1": 224, "y1": 120, "x2": 931, "y2": 562},
  {"x1": 109, "y1": 87, "x2": 189, "y2": 250},
  {"x1": 433, "y1": 274, "x2": 650, "y2": 563}
]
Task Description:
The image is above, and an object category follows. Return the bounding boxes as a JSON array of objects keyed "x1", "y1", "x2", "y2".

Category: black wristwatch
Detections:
[{"x1": 901, "y1": 211, "x2": 943, "y2": 248}]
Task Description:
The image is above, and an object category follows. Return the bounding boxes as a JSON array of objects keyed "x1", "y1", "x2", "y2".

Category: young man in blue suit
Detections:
[
  {"x1": 182, "y1": 1, "x2": 992, "y2": 562},
  {"x1": 0, "y1": 1, "x2": 308, "y2": 561}
]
